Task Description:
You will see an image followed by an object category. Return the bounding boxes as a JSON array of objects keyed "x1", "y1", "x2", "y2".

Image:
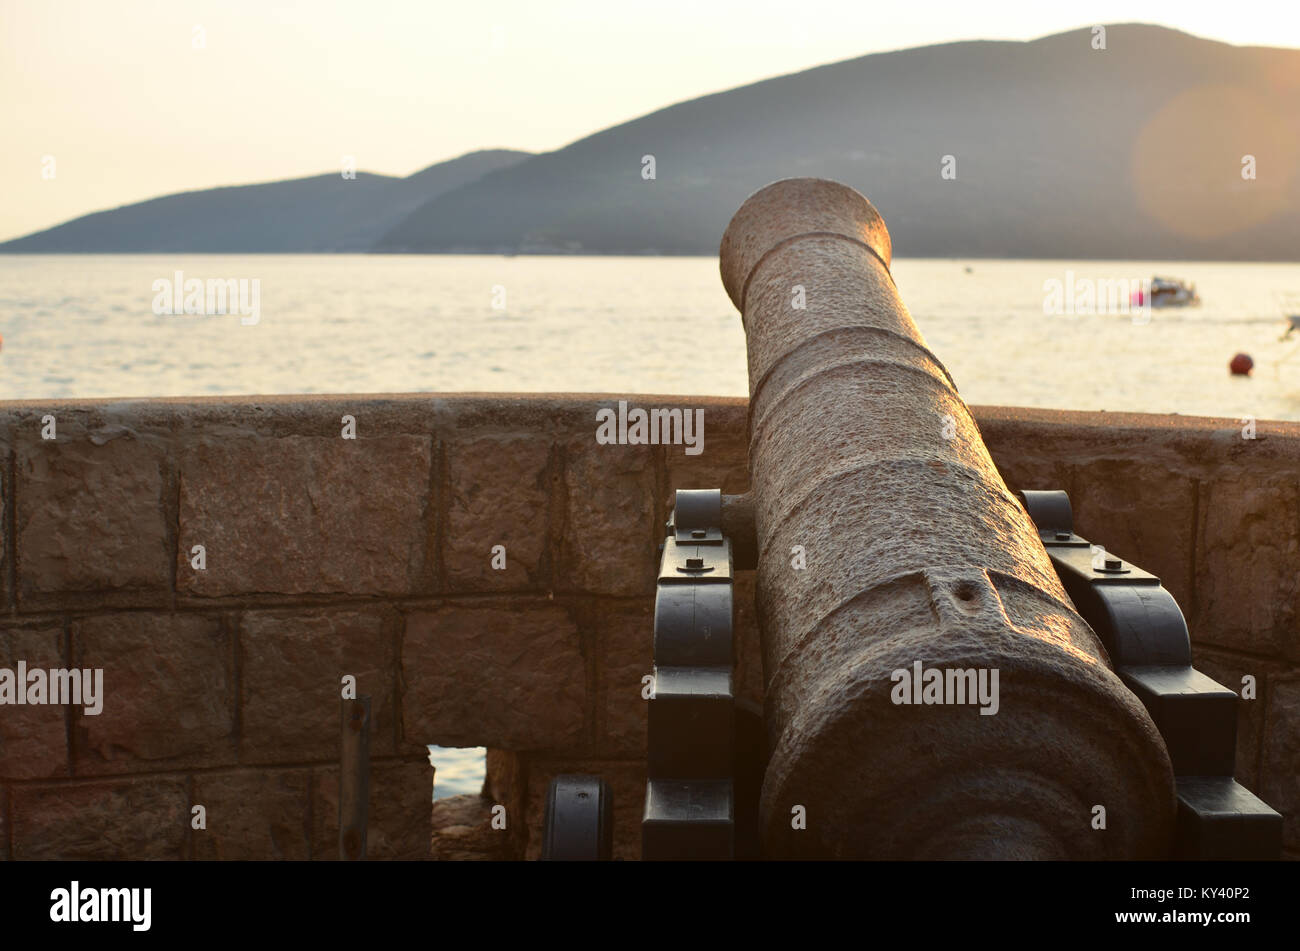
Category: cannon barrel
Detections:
[{"x1": 718, "y1": 179, "x2": 1176, "y2": 859}]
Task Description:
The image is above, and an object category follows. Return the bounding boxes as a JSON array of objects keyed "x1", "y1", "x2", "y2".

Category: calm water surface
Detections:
[
  {"x1": 2, "y1": 255, "x2": 1299, "y2": 421},
  {"x1": 429, "y1": 745, "x2": 486, "y2": 800},
  {"x1": 6, "y1": 255, "x2": 1296, "y2": 798}
]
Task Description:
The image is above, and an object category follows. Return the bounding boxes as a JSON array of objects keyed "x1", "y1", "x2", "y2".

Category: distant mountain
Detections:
[
  {"x1": 0, "y1": 149, "x2": 530, "y2": 252},
  {"x1": 8, "y1": 26, "x2": 1299, "y2": 260},
  {"x1": 376, "y1": 25, "x2": 1300, "y2": 260}
]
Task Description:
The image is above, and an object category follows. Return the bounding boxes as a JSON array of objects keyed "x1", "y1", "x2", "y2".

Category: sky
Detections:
[{"x1": 3, "y1": 0, "x2": 1299, "y2": 242}]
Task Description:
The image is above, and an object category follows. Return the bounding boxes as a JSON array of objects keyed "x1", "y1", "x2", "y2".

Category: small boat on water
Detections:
[{"x1": 1132, "y1": 276, "x2": 1201, "y2": 308}]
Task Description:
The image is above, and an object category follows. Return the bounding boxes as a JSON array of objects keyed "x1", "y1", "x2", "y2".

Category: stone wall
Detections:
[{"x1": 0, "y1": 395, "x2": 1294, "y2": 860}]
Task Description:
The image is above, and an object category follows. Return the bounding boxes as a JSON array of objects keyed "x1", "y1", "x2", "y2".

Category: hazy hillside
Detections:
[
  {"x1": 0, "y1": 150, "x2": 530, "y2": 252},
  {"x1": 377, "y1": 25, "x2": 1300, "y2": 260},
  {"x1": 7, "y1": 26, "x2": 1297, "y2": 260}
]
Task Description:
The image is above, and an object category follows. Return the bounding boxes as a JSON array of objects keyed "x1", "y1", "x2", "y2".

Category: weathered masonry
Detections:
[{"x1": 0, "y1": 394, "x2": 1295, "y2": 859}]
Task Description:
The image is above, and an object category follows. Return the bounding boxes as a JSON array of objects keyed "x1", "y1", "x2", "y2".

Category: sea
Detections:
[
  {"x1": 2, "y1": 254, "x2": 1298, "y2": 800},
  {"x1": 428, "y1": 745, "x2": 487, "y2": 801},
  {"x1": 1, "y1": 255, "x2": 1299, "y2": 420}
]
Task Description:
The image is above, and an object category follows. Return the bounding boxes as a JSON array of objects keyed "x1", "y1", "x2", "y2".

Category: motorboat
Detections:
[{"x1": 1131, "y1": 276, "x2": 1201, "y2": 308}]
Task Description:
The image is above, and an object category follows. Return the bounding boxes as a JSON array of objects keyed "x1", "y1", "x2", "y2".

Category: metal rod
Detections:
[{"x1": 339, "y1": 695, "x2": 371, "y2": 861}]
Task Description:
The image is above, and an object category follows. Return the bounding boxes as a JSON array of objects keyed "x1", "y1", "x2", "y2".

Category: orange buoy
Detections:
[{"x1": 1229, "y1": 352, "x2": 1253, "y2": 376}]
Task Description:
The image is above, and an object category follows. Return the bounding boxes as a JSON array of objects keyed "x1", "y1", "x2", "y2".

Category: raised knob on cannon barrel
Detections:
[{"x1": 719, "y1": 178, "x2": 1175, "y2": 859}]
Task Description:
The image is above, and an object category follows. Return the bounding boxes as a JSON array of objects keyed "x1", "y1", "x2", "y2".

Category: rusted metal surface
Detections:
[
  {"x1": 339, "y1": 696, "x2": 371, "y2": 860},
  {"x1": 719, "y1": 178, "x2": 1176, "y2": 859}
]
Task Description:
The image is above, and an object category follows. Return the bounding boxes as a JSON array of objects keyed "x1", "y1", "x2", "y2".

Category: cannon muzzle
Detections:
[{"x1": 719, "y1": 178, "x2": 1176, "y2": 859}]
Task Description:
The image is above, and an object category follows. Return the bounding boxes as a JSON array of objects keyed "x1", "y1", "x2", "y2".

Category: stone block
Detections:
[
  {"x1": 240, "y1": 608, "x2": 396, "y2": 763},
  {"x1": 402, "y1": 601, "x2": 585, "y2": 752},
  {"x1": 17, "y1": 436, "x2": 168, "y2": 602},
  {"x1": 177, "y1": 435, "x2": 431, "y2": 597},
  {"x1": 1260, "y1": 676, "x2": 1300, "y2": 853},
  {"x1": 666, "y1": 401, "x2": 750, "y2": 496},
  {"x1": 11, "y1": 777, "x2": 188, "y2": 859},
  {"x1": 559, "y1": 435, "x2": 657, "y2": 596},
  {"x1": 484, "y1": 748, "x2": 527, "y2": 858},
  {"x1": 0, "y1": 467, "x2": 6, "y2": 609},
  {"x1": 192, "y1": 768, "x2": 311, "y2": 860},
  {"x1": 72, "y1": 613, "x2": 235, "y2": 774},
  {"x1": 1195, "y1": 475, "x2": 1300, "y2": 659},
  {"x1": 0, "y1": 624, "x2": 68, "y2": 780},
  {"x1": 445, "y1": 434, "x2": 553, "y2": 591},
  {"x1": 312, "y1": 757, "x2": 432, "y2": 860},
  {"x1": 595, "y1": 602, "x2": 652, "y2": 757},
  {"x1": 1070, "y1": 459, "x2": 1195, "y2": 612},
  {"x1": 430, "y1": 793, "x2": 511, "y2": 860}
]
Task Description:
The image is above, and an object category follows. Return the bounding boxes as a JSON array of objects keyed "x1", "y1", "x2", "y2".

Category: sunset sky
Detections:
[{"x1": 3, "y1": 0, "x2": 1298, "y2": 241}]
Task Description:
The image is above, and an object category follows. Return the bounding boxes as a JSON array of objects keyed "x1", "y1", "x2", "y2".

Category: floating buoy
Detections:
[{"x1": 1229, "y1": 352, "x2": 1253, "y2": 376}]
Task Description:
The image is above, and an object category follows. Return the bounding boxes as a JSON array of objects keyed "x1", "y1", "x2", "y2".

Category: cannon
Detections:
[{"x1": 542, "y1": 178, "x2": 1282, "y2": 861}]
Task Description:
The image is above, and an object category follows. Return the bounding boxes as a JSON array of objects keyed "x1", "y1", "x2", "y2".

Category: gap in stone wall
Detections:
[{"x1": 427, "y1": 745, "x2": 487, "y2": 801}]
